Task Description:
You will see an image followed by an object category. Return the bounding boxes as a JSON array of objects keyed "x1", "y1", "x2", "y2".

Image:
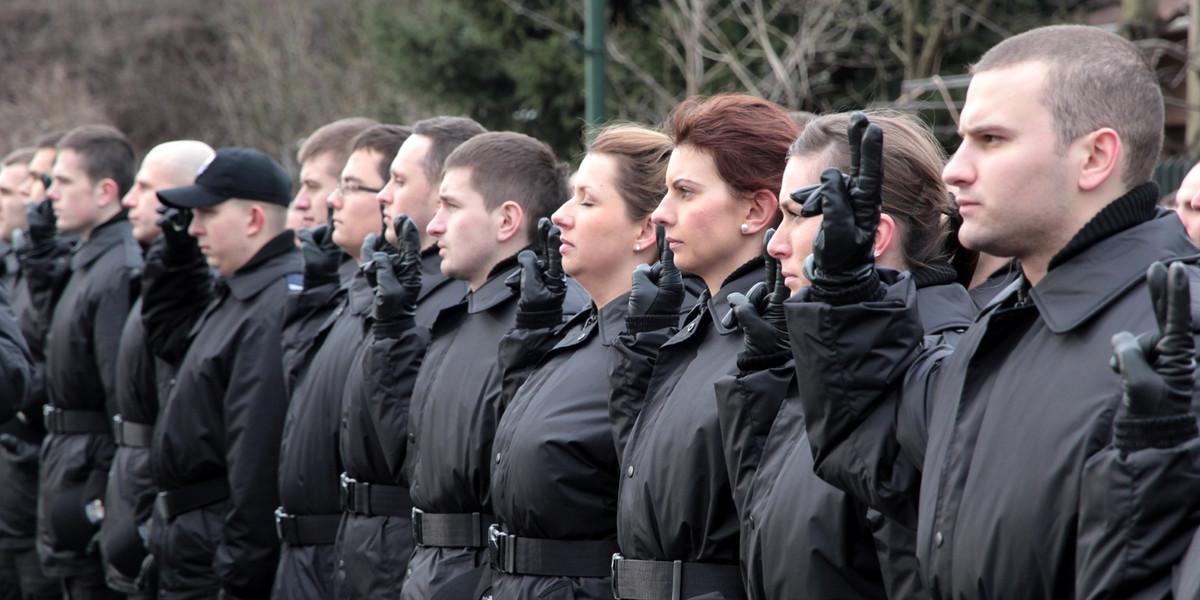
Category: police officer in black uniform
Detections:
[{"x1": 144, "y1": 148, "x2": 302, "y2": 599}]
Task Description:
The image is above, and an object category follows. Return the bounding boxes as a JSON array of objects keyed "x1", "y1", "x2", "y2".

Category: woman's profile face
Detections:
[
  {"x1": 651, "y1": 145, "x2": 748, "y2": 286},
  {"x1": 552, "y1": 152, "x2": 643, "y2": 288},
  {"x1": 768, "y1": 155, "x2": 824, "y2": 295}
]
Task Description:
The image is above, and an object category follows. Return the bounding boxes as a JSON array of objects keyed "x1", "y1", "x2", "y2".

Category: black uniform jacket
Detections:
[
  {"x1": 334, "y1": 248, "x2": 464, "y2": 600},
  {"x1": 100, "y1": 293, "x2": 177, "y2": 593},
  {"x1": 148, "y1": 232, "x2": 301, "y2": 599},
  {"x1": 399, "y1": 253, "x2": 586, "y2": 600},
  {"x1": 715, "y1": 269, "x2": 973, "y2": 600},
  {"x1": 488, "y1": 294, "x2": 630, "y2": 600},
  {"x1": 785, "y1": 186, "x2": 1200, "y2": 599},
  {"x1": 608, "y1": 259, "x2": 762, "y2": 575},
  {"x1": 38, "y1": 217, "x2": 141, "y2": 579}
]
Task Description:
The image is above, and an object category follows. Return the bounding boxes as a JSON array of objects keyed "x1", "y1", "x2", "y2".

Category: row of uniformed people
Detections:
[{"x1": 3, "y1": 21, "x2": 1200, "y2": 600}]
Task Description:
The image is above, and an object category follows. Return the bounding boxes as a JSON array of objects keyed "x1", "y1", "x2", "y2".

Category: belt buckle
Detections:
[
  {"x1": 274, "y1": 507, "x2": 286, "y2": 541},
  {"x1": 610, "y1": 553, "x2": 624, "y2": 599},
  {"x1": 112, "y1": 414, "x2": 125, "y2": 445},
  {"x1": 411, "y1": 507, "x2": 424, "y2": 546},
  {"x1": 42, "y1": 405, "x2": 59, "y2": 433},
  {"x1": 487, "y1": 524, "x2": 515, "y2": 574},
  {"x1": 340, "y1": 473, "x2": 356, "y2": 512}
]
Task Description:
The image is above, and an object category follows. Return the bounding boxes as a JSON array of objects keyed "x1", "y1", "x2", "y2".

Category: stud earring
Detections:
[
  {"x1": 740, "y1": 223, "x2": 750, "y2": 234},
  {"x1": 635, "y1": 244, "x2": 642, "y2": 252},
  {"x1": 873, "y1": 251, "x2": 881, "y2": 258}
]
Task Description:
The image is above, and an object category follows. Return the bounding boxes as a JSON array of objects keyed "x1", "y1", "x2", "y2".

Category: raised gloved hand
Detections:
[
  {"x1": 1109, "y1": 261, "x2": 1199, "y2": 451},
  {"x1": 154, "y1": 205, "x2": 200, "y2": 264},
  {"x1": 25, "y1": 198, "x2": 59, "y2": 251},
  {"x1": 799, "y1": 112, "x2": 885, "y2": 305},
  {"x1": 362, "y1": 215, "x2": 422, "y2": 336},
  {"x1": 628, "y1": 225, "x2": 684, "y2": 319},
  {"x1": 724, "y1": 229, "x2": 791, "y2": 370},
  {"x1": 505, "y1": 218, "x2": 566, "y2": 326},
  {"x1": 298, "y1": 224, "x2": 343, "y2": 288},
  {"x1": 0, "y1": 433, "x2": 39, "y2": 469}
]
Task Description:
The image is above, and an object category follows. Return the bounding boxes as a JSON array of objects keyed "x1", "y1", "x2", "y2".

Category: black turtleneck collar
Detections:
[
  {"x1": 910, "y1": 260, "x2": 959, "y2": 289},
  {"x1": 1047, "y1": 181, "x2": 1158, "y2": 272}
]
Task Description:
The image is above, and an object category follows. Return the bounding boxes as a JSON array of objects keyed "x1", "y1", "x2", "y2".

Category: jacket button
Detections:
[
  {"x1": 168, "y1": 378, "x2": 176, "y2": 387},
  {"x1": 495, "y1": 452, "x2": 501, "y2": 464},
  {"x1": 934, "y1": 531, "x2": 944, "y2": 547},
  {"x1": 686, "y1": 322, "x2": 695, "y2": 332},
  {"x1": 748, "y1": 516, "x2": 755, "y2": 529},
  {"x1": 626, "y1": 466, "x2": 634, "y2": 478}
]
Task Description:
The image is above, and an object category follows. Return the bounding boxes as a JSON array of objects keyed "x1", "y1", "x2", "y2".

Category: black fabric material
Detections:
[
  {"x1": 399, "y1": 256, "x2": 585, "y2": 600},
  {"x1": 38, "y1": 217, "x2": 141, "y2": 581},
  {"x1": 340, "y1": 475, "x2": 413, "y2": 517},
  {"x1": 784, "y1": 199, "x2": 1200, "y2": 599},
  {"x1": 144, "y1": 232, "x2": 300, "y2": 598},
  {"x1": 274, "y1": 512, "x2": 341, "y2": 547},
  {"x1": 606, "y1": 264, "x2": 761, "y2": 589},
  {"x1": 334, "y1": 248, "x2": 464, "y2": 600},
  {"x1": 411, "y1": 510, "x2": 493, "y2": 548},
  {"x1": 1047, "y1": 182, "x2": 1157, "y2": 272}
]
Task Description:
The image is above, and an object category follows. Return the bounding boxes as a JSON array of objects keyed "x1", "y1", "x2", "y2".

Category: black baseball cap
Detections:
[{"x1": 157, "y1": 146, "x2": 292, "y2": 209}]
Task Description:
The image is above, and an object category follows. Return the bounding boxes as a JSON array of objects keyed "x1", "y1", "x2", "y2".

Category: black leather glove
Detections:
[
  {"x1": 298, "y1": 224, "x2": 343, "y2": 288},
  {"x1": 800, "y1": 112, "x2": 886, "y2": 306},
  {"x1": 1109, "y1": 261, "x2": 1199, "y2": 451},
  {"x1": 154, "y1": 205, "x2": 201, "y2": 264},
  {"x1": 25, "y1": 198, "x2": 58, "y2": 251},
  {"x1": 724, "y1": 229, "x2": 791, "y2": 370},
  {"x1": 628, "y1": 225, "x2": 684, "y2": 325},
  {"x1": 0, "y1": 433, "x2": 39, "y2": 469},
  {"x1": 505, "y1": 218, "x2": 566, "y2": 328},
  {"x1": 362, "y1": 215, "x2": 422, "y2": 337}
]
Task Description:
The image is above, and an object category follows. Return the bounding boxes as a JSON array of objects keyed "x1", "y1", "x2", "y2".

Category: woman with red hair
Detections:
[{"x1": 608, "y1": 94, "x2": 798, "y2": 600}]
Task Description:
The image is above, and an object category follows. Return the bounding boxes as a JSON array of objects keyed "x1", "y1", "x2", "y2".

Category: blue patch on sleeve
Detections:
[{"x1": 286, "y1": 273, "x2": 305, "y2": 292}]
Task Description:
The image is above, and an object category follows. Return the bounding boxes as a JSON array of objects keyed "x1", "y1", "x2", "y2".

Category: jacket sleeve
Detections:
[
  {"x1": 784, "y1": 273, "x2": 930, "y2": 527},
  {"x1": 95, "y1": 267, "x2": 137, "y2": 418},
  {"x1": 280, "y1": 279, "x2": 343, "y2": 396},
  {"x1": 713, "y1": 364, "x2": 791, "y2": 516},
  {"x1": 1076, "y1": 413, "x2": 1200, "y2": 600},
  {"x1": 141, "y1": 241, "x2": 213, "y2": 365},
  {"x1": 497, "y1": 318, "x2": 562, "y2": 409},
  {"x1": 214, "y1": 316, "x2": 287, "y2": 599},
  {"x1": 607, "y1": 318, "x2": 677, "y2": 459},
  {"x1": 362, "y1": 326, "x2": 431, "y2": 482},
  {"x1": 0, "y1": 284, "x2": 31, "y2": 420},
  {"x1": 17, "y1": 239, "x2": 73, "y2": 326}
]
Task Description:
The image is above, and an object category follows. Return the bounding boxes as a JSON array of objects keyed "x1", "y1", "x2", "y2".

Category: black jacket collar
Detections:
[{"x1": 227, "y1": 231, "x2": 302, "y2": 301}]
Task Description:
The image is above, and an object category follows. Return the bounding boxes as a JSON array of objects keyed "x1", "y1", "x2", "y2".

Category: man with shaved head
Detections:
[{"x1": 99, "y1": 141, "x2": 213, "y2": 597}]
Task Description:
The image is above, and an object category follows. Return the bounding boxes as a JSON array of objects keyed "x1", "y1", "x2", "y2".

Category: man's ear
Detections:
[
  {"x1": 1077, "y1": 128, "x2": 1122, "y2": 192},
  {"x1": 246, "y1": 203, "x2": 266, "y2": 237},
  {"x1": 96, "y1": 178, "x2": 121, "y2": 208},
  {"x1": 495, "y1": 200, "x2": 525, "y2": 243},
  {"x1": 742, "y1": 189, "x2": 779, "y2": 235}
]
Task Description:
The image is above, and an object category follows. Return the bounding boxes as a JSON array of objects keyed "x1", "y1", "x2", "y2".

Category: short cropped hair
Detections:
[
  {"x1": 585, "y1": 124, "x2": 672, "y2": 221},
  {"x1": 35, "y1": 132, "x2": 65, "y2": 150},
  {"x1": 58, "y1": 125, "x2": 136, "y2": 196},
  {"x1": 412, "y1": 116, "x2": 487, "y2": 185},
  {"x1": 666, "y1": 94, "x2": 798, "y2": 208},
  {"x1": 297, "y1": 117, "x2": 380, "y2": 175},
  {"x1": 2, "y1": 148, "x2": 36, "y2": 168},
  {"x1": 444, "y1": 132, "x2": 569, "y2": 239},
  {"x1": 350, "y1": 125, "x2": 413, "y2": 183},
  {"x1": 972, "y1": 25, "x2": 1163, "y2": 188}
]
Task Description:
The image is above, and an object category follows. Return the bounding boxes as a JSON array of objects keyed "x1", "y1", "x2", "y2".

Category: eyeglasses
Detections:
[{"x1": 335, "y1": 181, "x2": 382, "y2": 196}]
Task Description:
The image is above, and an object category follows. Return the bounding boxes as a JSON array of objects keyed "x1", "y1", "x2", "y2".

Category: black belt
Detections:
[
  {"x1": 43, "y1": 406, "x2": 109, "y2": 434},
  {"x1": 411, "y1": 507, "x2": 493, "y2": 548},
  {"x1": 610, "y1": 554, "x2": 745, "y2": 600},
  {"x1": 112, "y1": 415, "x2": 152, "y2": 448},
  {"x1": 274, "y1": 508, "x2": 341, "y2": 546},
  {"x1": 340, "y1": 473, "x2": 413, "y2": 516},
  {"x1": 156, "y1": 477, "x2": 231, "y2": 520},
  {"x1": 488, "y1": 524, "x2": 618, "y2": 578}
]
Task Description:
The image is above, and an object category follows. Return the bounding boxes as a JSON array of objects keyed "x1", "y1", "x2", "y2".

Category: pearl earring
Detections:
[
  {"x1": 635, "y1": 244, "x2": 642, "y2": 251},
  {"x1": 740, "y1": 223, "x2": 750, "y2": 234}
]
